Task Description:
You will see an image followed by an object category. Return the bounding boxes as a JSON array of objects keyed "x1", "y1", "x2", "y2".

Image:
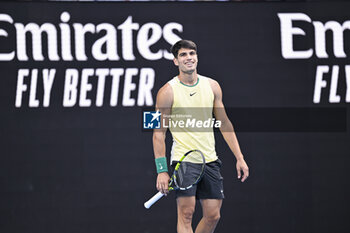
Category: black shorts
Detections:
[{"x1": 171, "y1": 159, "x2": 224, "y2": 200}]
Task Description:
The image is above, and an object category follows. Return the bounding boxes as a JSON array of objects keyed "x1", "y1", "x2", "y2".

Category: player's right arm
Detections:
[
  {"x1": 209, "y1": 78, "x2": 249, "y2": 182},
  {"x1": 153, "y1": 83, "x2": 173, "y2": 195}
]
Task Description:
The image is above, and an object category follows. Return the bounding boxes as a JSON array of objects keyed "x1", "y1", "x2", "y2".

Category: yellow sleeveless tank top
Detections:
[{"x1": 168, "y1": 75, "x2": 218, "y2": 164}]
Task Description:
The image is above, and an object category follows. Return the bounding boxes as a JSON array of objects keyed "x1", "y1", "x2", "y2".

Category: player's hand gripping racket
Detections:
[{"x1": 144, "y1": 149, "x2": 206, "y2": 209}]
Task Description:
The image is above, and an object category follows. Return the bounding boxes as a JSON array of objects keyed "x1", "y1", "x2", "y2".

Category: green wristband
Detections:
[{"x1": 155, "y1": 157, "x2": 168, "y2": 173}]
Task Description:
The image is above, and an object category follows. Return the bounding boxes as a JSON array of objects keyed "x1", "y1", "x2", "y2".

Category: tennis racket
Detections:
[{"x1": 144, "y1": 149, "x2": 206, "y2": 209}]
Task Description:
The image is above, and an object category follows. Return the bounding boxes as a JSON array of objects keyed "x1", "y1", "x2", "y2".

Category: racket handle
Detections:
[{"x1": 144, "y1": 191, "x2": 165, "y2": 209}]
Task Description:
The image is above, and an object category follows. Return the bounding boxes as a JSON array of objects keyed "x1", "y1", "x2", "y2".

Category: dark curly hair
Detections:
[{"x1": 171, "y1": 40, "x2": 197, "y2": 58}]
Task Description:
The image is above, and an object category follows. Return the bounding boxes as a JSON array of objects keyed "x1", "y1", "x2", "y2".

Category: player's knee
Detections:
[
  {"x1": 179, "y1": 207, "x2": 195, "y2": 223},
  {"x1": 204, "y1": 212, "x2": 221, "y2": 225}
]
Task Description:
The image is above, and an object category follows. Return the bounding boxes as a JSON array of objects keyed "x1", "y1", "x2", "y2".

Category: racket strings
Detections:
[
  {"x1": 174, "y1": 150, "x2": 206, "y2": 189},
  {"x1": 176, "y1": 162, "x2": 188, "y2": 187}
]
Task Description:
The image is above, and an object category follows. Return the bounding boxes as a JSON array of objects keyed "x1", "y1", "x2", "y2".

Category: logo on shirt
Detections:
[
  {"x1": 190, "y1": 92, "x2": 196, "y2": 96},
  {"x1": 143, "y1": 110, "x2": 161, "y2": 129}
]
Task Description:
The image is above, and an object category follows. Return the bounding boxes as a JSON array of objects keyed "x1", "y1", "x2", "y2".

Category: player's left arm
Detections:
[{"x1": 209, "y1": 79, "x2": 249, "y2": 182}]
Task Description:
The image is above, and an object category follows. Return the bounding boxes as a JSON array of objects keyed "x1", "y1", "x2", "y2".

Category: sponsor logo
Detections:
[
  {"x1": 0, "y1": 12, "x2": 184, "y2": 108},
  {"x1": 278, "y1": 13, "x2": 350, "y2": 104}
]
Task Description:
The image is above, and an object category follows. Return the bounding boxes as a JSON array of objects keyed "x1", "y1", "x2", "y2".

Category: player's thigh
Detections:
[
  {"x1": 200, "y1": 199, "x2": 222, "y2": 218},
  {"x1": 177, "y1": 196, "x2": 196, "y2": 215}
]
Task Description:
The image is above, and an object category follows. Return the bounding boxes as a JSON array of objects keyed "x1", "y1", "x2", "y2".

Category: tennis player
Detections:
[{"x1": 152, "y1": 40, "x2": 249, "y2": 233}]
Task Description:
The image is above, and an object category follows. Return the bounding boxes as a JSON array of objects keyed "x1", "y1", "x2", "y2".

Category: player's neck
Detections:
[{"x1": 178, "y1": 71, "x2": 198, "y2": 86}]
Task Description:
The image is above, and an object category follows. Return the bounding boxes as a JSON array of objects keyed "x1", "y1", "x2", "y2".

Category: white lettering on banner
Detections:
[
  {"x1": 0, "y1": 14, "x2": 15, "y2": 60},
  {"x1": 92, "y1": 24, "x2": 119, "y2": 61},
  {"x1": 163, "y1": 23, "x2": 183, "y2": 60},
  {"x1": 110, "y1": 69, "x2": 124, "y2": 107},
  {"x1": 117, "y1": 16, "x2": 139, "y2": 61},
  {"x1": 61, "y1": 68, "x2": 155, "y2": 107},
  {"x1": 313, "y1": 66, "x2": 329, "y2": 104},
  {"x1": 15, "y1": 23, "x2": 60, "y2": 61},
  {"x1": 345, "y1": 66, "x2": 350, "y2": 102},
  {"x1": 313, "y1": 21, "x2": 350, "y2": 58},
  {"x1": 0, "y1": 12, "x2": 183, "y2": 107},
  {"x1": 137, "y1": 23, "x2": 163, "y2": 60},
  {"x1": 278, "y1": 13, "x2": 313, "y2": 59},
  {"x1": 28, "y1": 69, "x2": 39, "y2": 107},
  {"x1": 329, "y1": 66, "x2": 341, "y2": 103},
  {"x1": 73, "y1": 23, "x2": 95, "y2": 61},
  {"x1": 0, "y1": 11, "x2": 183, "y2": 108},
  {"x1": 122, "y1": 68, "x2": 138, "y2": 107},
  {"x1": 313, "y1": 65, "x2": 350, "y2": 104},
  {"x1": 15, "y1": 69, "x2": 56, "y2": 107},
  {"x1": 96, "y1": 69, "x2": 109, "y2": 107},
  {"x1": 79, "y1": 69, "x2": 94, "y2": 107},
  {"x1": 42, "y1": 69, "x2": 56, "y2": 107},
  {"x1": 59, "y1": 12, "x2": 73, "y2": 61},
  {"x1": 278, "y1": 13, "x2": 350, "y2": 59},
  {"x1": 279, "y1": 13, "x2": 350, "y2": 104},
  {"x1": 15, "y1": 69, "x2": 29, "y2": 107},
  {"x1": 0, "y1": 12, "x2": 183, "y2": 61},
  {"x1": 63, "y1": 69, "x2": 79, "y2": 107},
  {"x1": 137, "y1": 68, "x2": 155, "y2": 106}
]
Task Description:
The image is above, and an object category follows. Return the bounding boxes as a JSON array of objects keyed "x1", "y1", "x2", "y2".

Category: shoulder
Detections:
[
  {"x1": 202, "y1": 76, "x2": 221, "y2": 96},
  {"x1": 168, "y1": 76, "x2": 178, "y2": 87},
  {"x1": 158, "y1": 82, "x2": 173, "y2": 97},
  {"x1": 198, "y1": 75, "x2": 219, "y2": 87},
  {"x1": 156, "y1": 82, "x2": 173, "y2": 108}
]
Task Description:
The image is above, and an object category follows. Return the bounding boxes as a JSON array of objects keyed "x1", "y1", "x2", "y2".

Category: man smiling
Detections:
[{"x1": 152, "y1": 40, "x2": 249, "y2": 233}]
